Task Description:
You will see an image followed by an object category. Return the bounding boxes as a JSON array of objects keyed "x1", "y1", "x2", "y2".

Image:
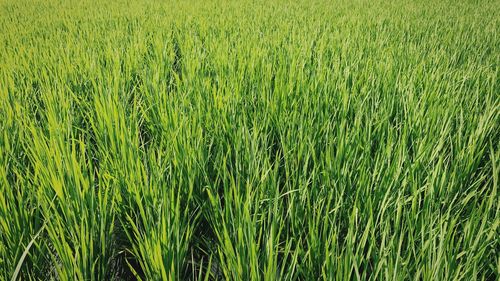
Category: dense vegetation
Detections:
[{"x1": 0, "y1": 0, "x2": 498, "y2": 280}]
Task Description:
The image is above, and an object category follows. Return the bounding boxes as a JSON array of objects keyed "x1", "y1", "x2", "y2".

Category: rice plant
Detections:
[{"x1": 0, "y1": 0, "x2": 498, "y2": 280}]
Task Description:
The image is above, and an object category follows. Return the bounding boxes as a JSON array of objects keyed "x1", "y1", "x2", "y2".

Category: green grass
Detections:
[{"x1": 0, "y1": 0, "x2": 499, "y2": 280}]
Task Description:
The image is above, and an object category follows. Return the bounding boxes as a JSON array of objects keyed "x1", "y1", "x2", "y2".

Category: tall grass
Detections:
[{"x1": 0, "y1": 0, "x2": 498, "y2": 280}]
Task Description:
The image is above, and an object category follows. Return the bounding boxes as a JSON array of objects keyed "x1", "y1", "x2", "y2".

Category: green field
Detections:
[{"x1": 0, "y1": 0, "x2": 499, "y2": 280}]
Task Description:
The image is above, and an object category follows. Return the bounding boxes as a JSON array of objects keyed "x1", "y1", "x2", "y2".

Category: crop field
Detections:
[{"x1": 0, "y1": 0, "x2": 499, "y2": 280}]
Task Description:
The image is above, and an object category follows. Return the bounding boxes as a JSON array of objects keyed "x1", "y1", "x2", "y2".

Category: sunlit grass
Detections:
[{"x1": 0, "y1": 0, "x2": 498, "y2": 280}]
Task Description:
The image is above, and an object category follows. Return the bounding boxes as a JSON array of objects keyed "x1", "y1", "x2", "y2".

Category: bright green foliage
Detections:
[{"x1": 0, "y1": 0, "x2": 498, "y2": 280}]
